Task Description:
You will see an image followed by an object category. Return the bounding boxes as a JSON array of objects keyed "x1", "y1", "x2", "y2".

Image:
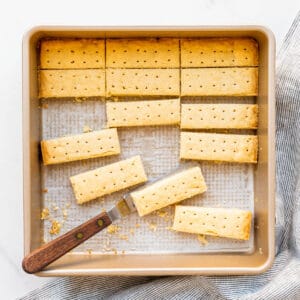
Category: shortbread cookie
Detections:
[
  {"x1": 106, "y1": 38, "x2": 179, "y2": 68},
  {"x1": 70, "y1": 156, "x2": 147, "y2": 204},
  {"x1": 106, "y1": 99, "x2": 180, "y2": 127},
  {"x1": 181, "y1": 104, "x2": 258, "y2": 129},
  {"x1": 181, "y1": 67, "x2": 258, "y2": 96},
  {"x1": 131, "y1": 166, "x2": 207, "y2": 216},
  {"x1": 40, "y1": 39, "x2": 105, "y2": 69},
  {"x1": 39, "y1": 69, "x2": 105, "y2": 98},
  {"x1": 106, "y1": 69, "x2": 180, "y2": 97},
  {"x1": 172, "y1": 205, "x2": 252, "y2": 240},
  {"x1": 181, "y1": 38, "x2": 258, "y2": 67},
  {"x1": 41, "y1": 129, "x2": 120, "y2": 165},
  {"x1": 180, "y1": 132, "x2": 258, "y2": 163}
]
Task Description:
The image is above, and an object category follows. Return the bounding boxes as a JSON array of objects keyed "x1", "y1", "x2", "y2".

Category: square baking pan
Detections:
[{"x1": 23, "y1": 26, "x2": 275, "y2": 276}]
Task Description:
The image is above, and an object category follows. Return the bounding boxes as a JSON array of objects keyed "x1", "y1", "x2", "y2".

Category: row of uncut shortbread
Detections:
[
  {"x1": 40, "y1": 38, "x2": 258, "y2": 69},
  {"x1": 38, "y1": 67, "x2": 258, "y2": 98},
  {"x1": 106, "y1": 101, "x2": 258, "y2": 129}
]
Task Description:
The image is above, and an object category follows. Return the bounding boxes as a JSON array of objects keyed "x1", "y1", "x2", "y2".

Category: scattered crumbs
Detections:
[
  {"x1": 121, "y1": 250, "x2": 125, "y2": 255},
  {"x1": 42, "y1": 188, "x2": 48, "y2": 193},
  {"x1": 255, "y1": 225, "x2": 260, "y2": 230},
  {"x1": 157, "y1": 210, "x2": 168, "y2": 218},
  {"x1": 112, "y1": 248, "x2": 118, "y2": 255},
  {"x1": 197, "y1": 234, "x2": 208, "y2": 246},
  {"x1": 129, "y1": 228, "x2": 135, "y2": 235},
  {"x1": 42, "y1": 238, "x2": 47, "y2": 244},
  {"x1": 259, "y1": 247, "x2": 263, "y2": 255},
  {"x1": 40, "y1": 208, "x2": 50, "y2": 220},
  {"x1": 86, "y1": 249, "x2": 93, "y2": 255},
  {"x1": 148, "y1": 222, "x2": 157, "y2": 232},
  {"x1": 135, "y1": 223, "x2": 141, "y2": 228},
  {"x1": 119, "y1": 234, "x2": 129, "y2": 241},
  {"x1": 49, "y1": 220, "x2": 61, "y2": 235},
  {"x1": 66, "y1": 202, "x2": 71, "y2": 208},
  {"x1": 62, "y1": 209, "x2": 68, "y2": 220},
  {"x1": 51, "y1": 203, "x2": 59, "y2": 211},
  {"x1": 259, "y1": 147, "x2": 263, "y2": 151},
  {"x1": 107, "y1": 224, "x2": 120, "y2": 234},
  {"x1": 83, "y1": 125, "x2": 93, "y2": 133},
  {"x1": 101, "y1": 207, "x2": 107, "y2": 213}
]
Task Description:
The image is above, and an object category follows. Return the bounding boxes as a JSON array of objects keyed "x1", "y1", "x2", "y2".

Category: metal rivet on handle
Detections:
[
  {"x1": 97, "y1": 219, "x2": 104, "y2": 227},
  {"x1": 76, "y1": 232, "x2": 84, "y2": 239}
]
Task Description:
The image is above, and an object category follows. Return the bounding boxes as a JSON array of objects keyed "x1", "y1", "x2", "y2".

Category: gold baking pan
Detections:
[{"x1": 23, "y1": 26, "x2": 275, "y2": 276}]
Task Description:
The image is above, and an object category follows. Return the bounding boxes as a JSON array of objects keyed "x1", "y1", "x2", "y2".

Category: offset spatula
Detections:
[{"x1": 22, "y1": 194, "x2": 136, "y2": 274}]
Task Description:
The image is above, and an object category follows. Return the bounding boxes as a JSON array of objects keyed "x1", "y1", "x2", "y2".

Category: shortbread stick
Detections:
[
  {"x1": 106, "y1": 69, "x2": 180, "y2": 97},
  {"x1": 41, "y1": 129, "x2": 120, "y2": 165},
  {"x1": 180, "y1": 132, "x2": 258, "y2": 163},
  {"x1": 181, "y1": 104, "x2": 258, "y2": 129},
  {"x1": 172, "y1": 205, "x2": 252, "y2": 240},
  {"x1": 181, "y1": 38, "x2": 258, "y2": 67},
  {"x1": 39, "y1": 69, "x2": 105, "y2": 98},
  {"x1": 131, "y1": 166, "x2": 207, "y2": 217},
  {"x1": 70, "y1": 156, "x2": 147, "y2": 204},
  {"x1": 106, "y1": 99, "x2": 180, "y2": 127},
  {"x1": 106, "y1": 38, "x2": 180, "y2": 68},
  {"x1": 181, "y1": 67, "x2": 258, "y2": 96},
  {"x1": 40, "y1": 39, "x2": 105, "y2": 69}
]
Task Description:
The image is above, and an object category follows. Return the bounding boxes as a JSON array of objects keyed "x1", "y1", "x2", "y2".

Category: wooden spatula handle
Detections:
[{"x1": 22, "y1": 211, "x2": 112, "y2": 274}]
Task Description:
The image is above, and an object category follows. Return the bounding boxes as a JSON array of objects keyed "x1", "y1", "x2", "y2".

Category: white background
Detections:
[{"x1": 0, "y1": 0, "x2": 299, "y2": 298}]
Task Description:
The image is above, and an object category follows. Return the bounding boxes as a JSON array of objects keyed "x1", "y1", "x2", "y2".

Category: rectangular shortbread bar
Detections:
[
  {"x1": 172, "y1": 205, "x2": 252, "y2": 240},
  {"x1": 180, "y1": 132, "x2": 258, "y2": 163},
  {"x1": 181, "y1": 67, "x2": 258, "y2": 96},
  {"x1": 181, "y1": 38, "x2": 258, "y2": 67},
  {"x1": 106, "y1": 99, "x2": 180, "y2": 127},
  {"x1": 106, "y1": 69, "x2": 180, "y2": 97},
  {"x1": 70, "y1": 156, "x2": 147, "y2": 204},
  {"x1": 180, "y1": 104, "x2": 258, "y2": 129},
  {"x1": 40, "y1": 39, "x2": 105, "y2": 69},
  {"x1": 106, "y1": 38, "x2": 180, "y2": 68},
  {"x1": 39, "y1": 69, "x2": 105, "y2": 98},
  {"x1": 130, "y1": 166, "x2": 207, "y2": 216},
  {"x1": 41, "y1": 129, "x2": 120, "y2": 165}
]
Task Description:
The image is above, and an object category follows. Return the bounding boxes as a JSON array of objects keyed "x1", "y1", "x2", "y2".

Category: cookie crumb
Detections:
[
  {"x1": 119, "y1": 234, "x2": 128, "y2": 241},
  {"x1": 107, "y1": 224, "x2": 120, "y2": 234},
  {"x1": 86, "y1": 249, "x2": 93, "y2": 255},
  {"x1": 49, "y1": 220, "x2": 61, "y2": 235},
  {"x1": 83, "y1": 125, "x2": 93, "y2": 133},
  {"x1": 62, "y1": 209, "x2": 68, "y2": 220},
  {"x1": 41, "y1": 208, "x2": 50, "y2": 220},
  {"x1": 259, "y1": 247, "x2": 263, "y2": 255},
  {"x1": 129, "y1": 228, "x2": 135, "y2": 235},
  {"x1": 135, "y1": 223, "x2": 141, "y2": 228},
  {"x1": 148, "y1": 222, "x2": 157, "y2": 232},
  {"x1": 42, "y1": 188, "x2": 48, "y2": 193},
  {"x1": 197, "y1": 234, "x2": 208, "y2": 246}
]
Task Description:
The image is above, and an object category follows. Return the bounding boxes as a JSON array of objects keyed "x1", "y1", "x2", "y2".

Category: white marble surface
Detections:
[{"x1": 0, "y1": 0, "x2": 298, "y2": 298}]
